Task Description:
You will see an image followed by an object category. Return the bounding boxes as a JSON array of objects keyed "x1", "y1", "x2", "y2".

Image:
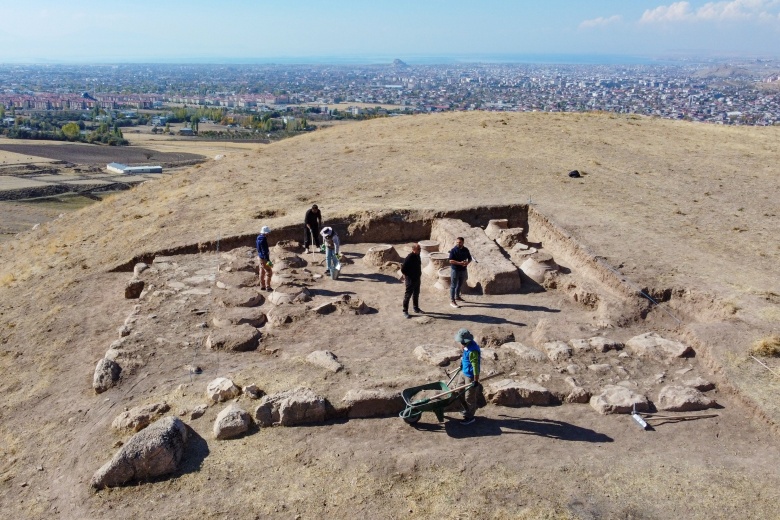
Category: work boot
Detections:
[
  {"x1": 413, "y1": 307, "x2": 423, "y2": 314},
  {"x1": 460, "y1": 417, "x2": 475, "y2": 425},
  {"x1": 403, "y1": 311, "x2": 411, "y2": 319}
]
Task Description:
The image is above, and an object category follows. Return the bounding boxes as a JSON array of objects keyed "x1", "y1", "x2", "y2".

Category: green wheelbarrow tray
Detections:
[{"x1": 399, "y1": 380, "x2": 469, "y2": 424}]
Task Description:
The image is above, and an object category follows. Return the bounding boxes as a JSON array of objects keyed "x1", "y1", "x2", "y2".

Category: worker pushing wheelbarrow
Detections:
[{"x1": 400, "y1": 328, "x2": 500, "y2": 425}]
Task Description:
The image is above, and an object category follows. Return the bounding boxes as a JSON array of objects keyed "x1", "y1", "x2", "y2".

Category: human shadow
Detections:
[
  {"x1": 465, "y1": 301, "x2": 560, "y2": 313},
  {"x1": 420, "y1": 311, "x2": 525, "y2": 327},
  {"x1": 308, "y1": 288, "x2": 356, "y2": 297},
  {"x1": 438, "y1": 415, "x2": 613, "y2": 442},
  {"x1": 340, "y1": 272, "x2": 400, "y2": 284}
]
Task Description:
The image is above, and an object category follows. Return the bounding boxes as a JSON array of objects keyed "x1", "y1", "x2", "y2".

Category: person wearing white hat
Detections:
[
  {"x1": 320, "y1": 226, "x2": 340, "y2": 278},
  {"x1": 256, "y1": 225, "x2": 273, "y2": 290}
]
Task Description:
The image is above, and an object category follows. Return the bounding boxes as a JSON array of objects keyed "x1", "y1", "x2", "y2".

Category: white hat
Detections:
[
  {"x1": 260, "y1": 226, "x2": 271, "y2": 234},
  {"x1": 320, "y1": 226, "x2": 333, "y2": 237}
]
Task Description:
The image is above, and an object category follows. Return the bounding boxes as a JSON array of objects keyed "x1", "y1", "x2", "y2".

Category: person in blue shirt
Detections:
[
  {"x1": 256, "y1": 225, "x2": 272, "y2": 291},
  {"x1": 448, "y1": 237, "x2": 472, "y2": 308},
  {"x1": 454, "y1": 328, "x2": 480, "y2": 425}
]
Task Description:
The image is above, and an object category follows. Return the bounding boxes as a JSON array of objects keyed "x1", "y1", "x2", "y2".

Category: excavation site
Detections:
[{"x1": 1, "y1": 112, "x2": 778, "y2": 519}]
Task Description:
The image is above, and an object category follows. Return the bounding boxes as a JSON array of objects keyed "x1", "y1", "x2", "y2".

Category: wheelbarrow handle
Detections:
[{"x1": 414, "y1": 372, "x2": 504, "y2": 404}]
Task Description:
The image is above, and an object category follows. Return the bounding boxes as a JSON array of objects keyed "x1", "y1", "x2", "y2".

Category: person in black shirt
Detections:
[
  {"x1": 448, "y1": 236, "x2": 472, "y2": 308},
  {"x1": 303, "y1": 204, "x2": 322, "y2": 252},
  {"x1": 400, "y1": 243, "x2": 423, "y2": 318}
]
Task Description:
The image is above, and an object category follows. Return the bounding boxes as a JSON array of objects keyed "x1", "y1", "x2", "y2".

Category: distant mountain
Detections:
[{"x1": 391, "y1": 58, "x2": 409, "y2": 69}]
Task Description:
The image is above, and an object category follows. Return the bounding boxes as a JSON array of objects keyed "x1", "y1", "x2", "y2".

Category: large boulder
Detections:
[
  {"x1": 626, "y1": 332, "x2": 694, "y2": 359},
  {"x1": 430, "y1": 218, "x2": 521, "y2": 294},
  {"x1": 91, "y1": 416, "x2": 188, "y2": 489},
  {"x1": 306, "y1": 350, "x2": 344, "y2": 373},
  {"x1": 205, "y1": 324, "x2": 261, "y2": 352},
  {"x1": 266, "y1": 305, "x2": 309, "y2": 328},
  {"x1": 414, "y1": 345, "x2": 461, "y2": 367},
  {"x1": 218, "y1": 288, "x2": 264, "y2": 308},
  {"x1": 683, "y1": 377, "x2": 715, "y2": 392},
  {"x1": 590, "y1": 385, "x2": 649, "y2": 414},
  {"x1": 254, "y1": 388, "x2": 327, "y2": 427},
  {"x1": 657, "y1": 385, "x2": 717, "y2": 412},
  {"x1": 342, "y1": 389, "x2": 404, "y2": 418},
  {"x1": 485, "y1": 379, "x2": 553, "y2": 407},
  {"x1": 206, "y1": 377, "x2": 241, "y2": 403},
  {"x1": 502, "y1": 342, "x2": 547, "y2": 363},
  {"x1": 93, "y1": 358, "x2": 121, "y2": 394},
  {"x1": 213, "y1": 404, "x2": 251, "y2": 439},
  {"x1": 212, "y1": 307, "x2": 266, "y2": 328},
  {"x1": 112, "y1": 402, "x2": 171, "y2": 432},
  {"x1": 479, "y1": 325, "x2": 515, "y2": 348}
]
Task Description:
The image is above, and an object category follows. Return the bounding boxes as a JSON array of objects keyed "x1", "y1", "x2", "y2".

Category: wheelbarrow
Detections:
[{"x1": 399, "y1": 370, "x2": 501, "y2": 424}]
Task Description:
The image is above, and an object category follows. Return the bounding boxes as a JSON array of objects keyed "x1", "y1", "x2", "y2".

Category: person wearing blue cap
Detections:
[{"x1": 454, "y1": 328, "x2": 481, "y2": 425}]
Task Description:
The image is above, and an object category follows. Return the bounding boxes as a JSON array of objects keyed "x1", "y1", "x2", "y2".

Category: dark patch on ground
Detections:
[{"x1": 0, "y1": 143, "x2": 204, "y2": 165}]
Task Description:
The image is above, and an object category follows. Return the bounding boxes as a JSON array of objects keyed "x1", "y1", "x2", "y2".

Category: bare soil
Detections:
[
  {"x1": 0, "y1": 141, "x2": 203, "y2": 165},
  {"x1": 0, "y1": 112, "x2": 779, "y2": 519}
]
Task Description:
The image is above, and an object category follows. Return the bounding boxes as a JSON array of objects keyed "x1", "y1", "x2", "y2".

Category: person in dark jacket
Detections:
[
  {"x1": 303, "y1": 204, "x2": 322, "y2": 252},
  {"x1": 256, "y1": 225, "x2": 272, "y2": 291},
  {"x1": 448, "y1": 236, "x2": 472, "y2": 308},
  {"x1": 400, "y1": 243, "x2": 423, "y2": 318}
]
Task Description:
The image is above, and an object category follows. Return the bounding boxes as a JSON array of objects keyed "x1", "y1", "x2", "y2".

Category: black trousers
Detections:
[
  {"x1": 403, "y1": 277, "x2": 421, "y2": 311},
  {"x1": 303, "y1": 224, "x2": 321, "y2": 248}
]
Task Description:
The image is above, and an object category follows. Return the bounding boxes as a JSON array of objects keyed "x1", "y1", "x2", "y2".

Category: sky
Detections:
[{"x1": 1, "y1": 0, "x2": 779, "y2": 63}]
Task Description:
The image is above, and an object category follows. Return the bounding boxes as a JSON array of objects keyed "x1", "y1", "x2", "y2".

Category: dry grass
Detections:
[{"x1": 751, "y1": 335, "x2": 780, "y2": 357}]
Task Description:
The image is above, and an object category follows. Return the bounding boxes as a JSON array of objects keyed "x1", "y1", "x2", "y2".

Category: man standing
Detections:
[
  {"x1": 455, "y1": 328, "x2": 480, "y2": 425},
  {"x1": 256, "y1": 225, "x2": 273, "y2": 291},
  {"x1": 303, "y1": 204, "x2": 322, "y2": 252},
  {"x1": 448, "y1": 236, "x2": 472, "y2": 308},
  {"x1": 400, "y1": 243, "x2": 423, "y2": 319}
]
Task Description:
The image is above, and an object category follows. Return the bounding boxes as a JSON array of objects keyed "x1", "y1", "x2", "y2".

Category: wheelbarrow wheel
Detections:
[{"x1": 403, "y1": 412, "x2": 422, "y2": 424}]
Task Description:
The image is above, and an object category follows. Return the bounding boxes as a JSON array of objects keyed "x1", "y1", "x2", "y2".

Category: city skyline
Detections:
[{"x1": 1, "y1": 0, "x2": 780, "y2": 64}]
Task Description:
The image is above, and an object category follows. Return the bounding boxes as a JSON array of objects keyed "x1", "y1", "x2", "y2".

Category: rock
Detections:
[
  {"x1": 589, "y1": 385, "x2": 649, "y2": 414},
  {"x1": 657, "y1": 385, "x2": 717, "y2": 412},
  {"x1": 626, "y1": 332, "x2": 694, "y2": 359},
  {"x1": 413, "y1": 345, "x2": 461, "y2": 367},
  {"x1": 565, "y1": 364, "x2": 581, "y2": 375},
  {"x1": 531, "y1": 319, "x2": 553, "y2": 347},
  {"x1": 312, "y1": 301, "x2": 337, "y2": 315},
  {"x1": 543, "y1": 341, "x2": 572, "y2": 362},
  {"x1": 306, "y1": 350, "x2": 343, "y2": 373},
  {"x1": 683, "y1": 377, "x2": 715, "y2": 392},
  {"x1": 213, "y1": 404, "x2": 251, "y2": 439},
  {"x1": 479, "y1": 325, "x2": 515, "y2": 348},
  {"x1": 565, "y1": 387, "x2": 592, "y2": 404},
  {"x1": 266, "y1": 305, "x2": 309, "y2": 328},
  {"x1": 495, "y1": 228, "x2": 525, "y2": 249},
  {"x1": 254, "y1": 388, "x2": 327, "y2": 427},
  {"x1": 217, "y1": 271, "x2": 258, "y2": 289},
  {"x1": 268, "y1": 284, "x2": 311, "y2": 305},
  {"x1": 93, "y1": 358, "x2": 121, "y2": 394},
  {"x1": 91, "y1": 416, "x2": 188, "y2": 489},
  {"x1": 588, "y1": 337, "x2": 624, "y2": 352},
  {"x1": 485, "y1": 379, "x2": 554, "y2": 406},
  {"x1": 587, "y1": 364, "x2": 612, "y2": 374},
  {"x1": 569, "y1": 339, "x2": 593, "y2": 353},
  {"x1": 502, "y1": 342, "x2": 547, "y2": 362},
  {"x1": 243, "y1": 384, "x2": 263, "y2": 399},
  {"x1": 218, "y1": 288, "x2": 264, "y2": 308},
  {"x1": 212, "y1": 307, "x2": 266, "y2": 328},
  {"x1": 430, "y1": 218, "x2": 522, "y2": 294},
  {"x1": 125, "y1": 279, "x2": 144, "y2": 299},
  {"x1": 206, "y1": 377, "x2": 241, "y2": 403},
  {"x1": 190, "y1": 405, "x2": 207, "y2": 420},
  {"x1": 133, "y1": 263, "x2": 149, "y2": 277},
  {"x1": 342, "y1": 389, "x2": 404, "y2": 418},
  {"x1": 205, "y1": 324, "x2": 261, "y2": 352},
  {"x1": 112, "y1": 402, "x2": 170, "y2": 432},
  {"x1": 481, "y1": 349, "x2": 499, "y2": 361},
  {"x1": 333, "y1": 295, "x2": 370, "y2": 315},
  {"x1": 363, "y1": 245, "x2": 402, "y2": 267}
]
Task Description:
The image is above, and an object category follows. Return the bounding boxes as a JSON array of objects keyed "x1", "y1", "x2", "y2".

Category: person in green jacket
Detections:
[{"x1": 455, "y1": 328, "x2": 481, "y2": 425}]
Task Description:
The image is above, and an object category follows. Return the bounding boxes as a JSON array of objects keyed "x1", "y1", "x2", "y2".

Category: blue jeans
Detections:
[
  {"x1": 450, "y1": 268, "x2": 467, "y2": 300},
  {"x1": 326, "y1": 248, "x2": 337, "y2": 276}
]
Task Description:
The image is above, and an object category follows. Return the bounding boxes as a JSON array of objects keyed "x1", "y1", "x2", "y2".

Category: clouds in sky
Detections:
[
  {"x1": 639, "y1": 0, "x2": 780, "y2": 24},
  {"x1": 579, "y1": 15, "x2": 623, "y2": 29}
]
